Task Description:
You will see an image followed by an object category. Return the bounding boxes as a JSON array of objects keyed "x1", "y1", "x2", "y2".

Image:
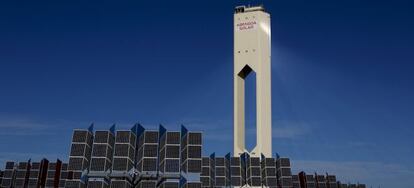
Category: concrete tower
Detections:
[{"x1": 234, "y1": 5, "x2": 272, "y2": 157}]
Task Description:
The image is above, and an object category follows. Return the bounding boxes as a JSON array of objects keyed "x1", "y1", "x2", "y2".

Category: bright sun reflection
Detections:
[{"x1": 260, "y1": 22, "x2": 270, "y2": 37}]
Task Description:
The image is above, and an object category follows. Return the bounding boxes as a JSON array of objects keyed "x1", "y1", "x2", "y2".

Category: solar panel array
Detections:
[
  {"x1": 113, "y1": 131, "x2": 136, "y2": 171},
  {"x1": 60, "y1": 163, "x2": 69, "y2": 187},
  {"x1": 292, "y1": 174, "x2": 300, "y2": 188},
  {"x1": 181, "y1": 132, "x2": 202, "y2": 174},
  {"x1": 261, "y1": 157, "x2": 277, "y2": 187},
  {"x1": 341, "y1": 184, "x2": 365, "y2": 188},
  {"x1": 0, "y1": 159, "x2": 65, "y2": 188},
  {"x1": 67, "y1": 128, "x2": 94, "y2": 188},
  {"x1": 110, "y1": 130, "x2": 136, "y2": 188},
  {"x1": 276, "y1": 157, "x2": 293, "y2": 188},
  {"x1": 36, "y1": 160, "x2": 69, "y2": 188},
  {"x1": 246, "y1": 156, "x2": 261, "y2": 187},
  {"x1": 28, "y1": 162, "x2": 40, "y2": 186},
  {"x1": 14, "y1": 161, "x2": 30, "y2": 187},
  {"x1": 180, "y1": 127, "x2": 202, "y2": 188},
  {"x1": 110, "y1": 180, "x2": 133, "y2": 188},
  {"x1": 229, "y1": 156, "x2": 242, "y2": 186},
  {"x1": 200, "y1": 153, "x2": 294, "y2": 188},
  {"x1": 46, "y1": 162, "x2": 58, "y2": 187},
  {"x1": 292, "y1": 172, "x2": 364, "y2": 188},
  {"x1": 88, "y1": 129, "x2": 116, "y2": 188},
  {"x1": 200, "y1": 155, "x2": 214, "y2": 188},
  {"x1": 306, "y1": 174, "x2": 316, "y2": 188},
  {"x1": 66, "y1": 125, "x2": 202, "y2": 188},
  {"x1": 87, "y1": 178, "x2": 110, "y2": 188},
  {"x1": 0, "y1": 161, "x2": 14, "y2": 187},
  {"x1": 327, "y1": 175, "x2": 339, "y2": 188},
  {"x1": 0, "y1": 124, "x2": 366, "y2": 188},
  {"x1": 137, "y1": 180, "x2": 157, "y2": 188},
  {"x1": 158, "y1": 181, "x2": 180, "y2": 188},
  {"x1": 28, "y1": 160, "x2": 50, "y2": 188},
  {"x1": 159, "y1": 131, "x2": 181, "y2": 175},
  {"x1": 214, "y1": 157, "x2": 228, "y2": 187},
  {"x1": 136, "y1": 131, "x2": 159, "y2": 174},
  {"x1": 317, "y1": 175, "x2": 327, "y2": 188},
  {"x1": 0, "y1": 170, "x2": 3, "y2": 187}
]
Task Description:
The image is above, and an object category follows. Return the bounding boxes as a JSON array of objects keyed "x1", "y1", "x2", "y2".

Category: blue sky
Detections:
[{"x1": 0, "y1": 0, "x2": 413, "y2": 187}]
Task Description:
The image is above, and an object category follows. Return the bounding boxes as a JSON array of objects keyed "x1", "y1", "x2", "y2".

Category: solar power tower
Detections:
[
  {"x1": 158, "y1": 125, "x2": 181, "y2": 188},
  {"x1": 1, "y1": 161, "x2": 16, "y2": 187},
  {"x1": 233, "y1": 5, "x2": 272, "y2": 158},
  {"x1": 87, "y1": 125, "x2": 116, "y2": 188},
  {"x1": 135, "y1": 127, "x2": 159, "y2": 188},
  {"x1": 180, "y1": 126, "x2": 202, "y2": 188},
  {"x1": 66, "y1": 124, "x2": 94, "y2": 188},
  {"x1": 110, "y1": 124, "x2": 139, "y2": 188}
]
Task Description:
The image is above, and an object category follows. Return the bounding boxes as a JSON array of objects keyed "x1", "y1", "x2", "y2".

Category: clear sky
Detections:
[{"x1": 0, "y1": 0, "x2": 413, "y2": 187}]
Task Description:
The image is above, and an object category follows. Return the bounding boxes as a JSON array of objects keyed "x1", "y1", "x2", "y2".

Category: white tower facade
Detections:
[{"x1": 234, "y1": 5, "x2": 272, "y2": 158}]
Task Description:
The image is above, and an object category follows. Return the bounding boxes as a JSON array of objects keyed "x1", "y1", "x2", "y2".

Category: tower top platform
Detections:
[{"x1": 234, "y1": 5, "x2": 265, "y2": 14}]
